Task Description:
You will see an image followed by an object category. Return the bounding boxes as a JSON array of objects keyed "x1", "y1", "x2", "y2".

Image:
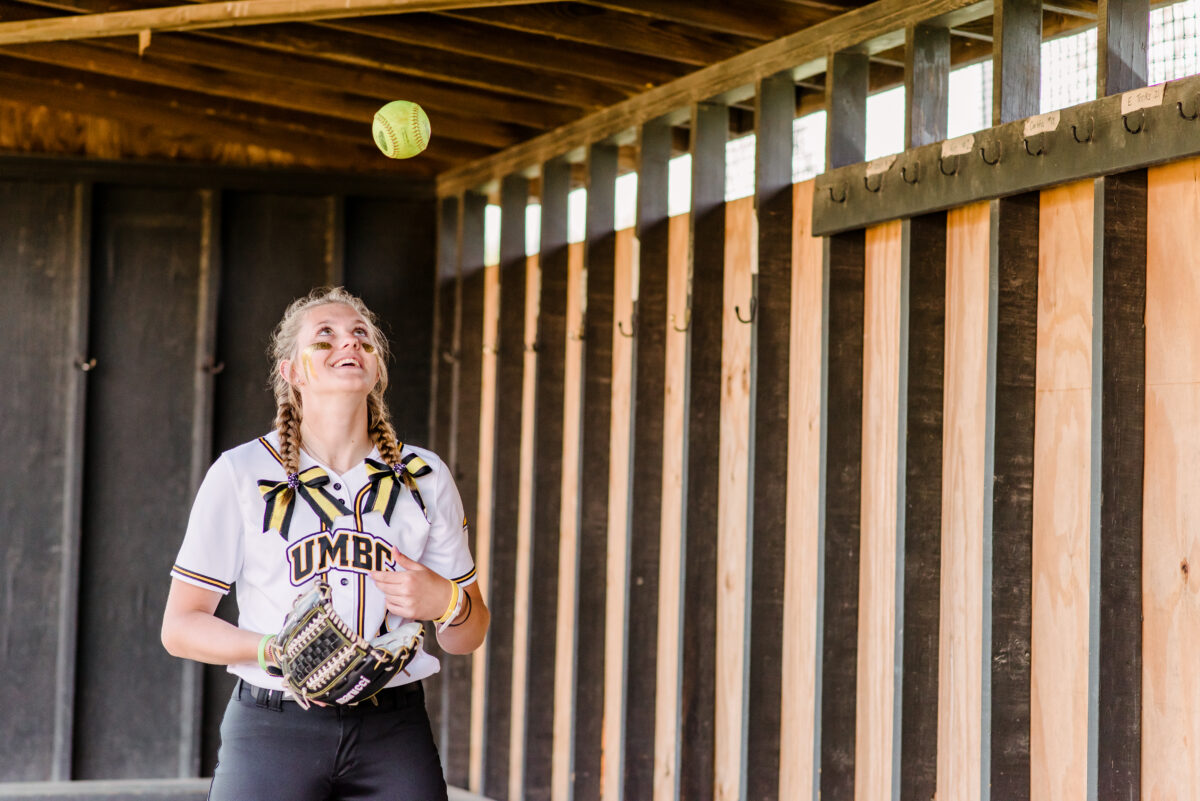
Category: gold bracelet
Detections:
[{"x1": 433, "y1": 580, "x2": 460, "y2": 624}]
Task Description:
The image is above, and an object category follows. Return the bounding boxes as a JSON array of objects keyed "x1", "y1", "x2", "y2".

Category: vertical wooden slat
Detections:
[
  {"x1": 603, "y1": 223, "x2": 638, "y2": 801},
  {"x1": 624, "y1": 114, "x2": 670, "y2": 801},
  {"x1": 937, "y1": 202, "x2": 991, "y2": 801},
  {"x1": 987, "y1": 4, "x2": 1041, "y2": 794},
  {"x1": 553, "y1": 237, "x2": 587, "y2": 800},
  {"x1": 179, "y1": 188, "x2": 221, "y2": 779},
  {"x1": 0, "y1": 179, "x2": 90, "y2": 782},
  {"x1": 900, "y1": 23, "x2": 949, "y2": 801},
  {"x1": 76, "y1": 186, "x2": 205, "y2": 779},
  {"x1": 856, "y1": 221, "x2": 903, "y2": 801},
  {"x1": 480, "y1": 173, "x2": 529, "y2": 795},
  {"x1": 56, "y1": 182, "x2": 91, "y2": 783},
  {"x1": 745, "y1": 69, "x2": 794, "y2": 801},
  {"x1": 1031, "y1": 181, "x2": 1094, "y2": 801},
  {"x1": 779, "y1": 181, "x2": 823, "y2": 801},
  {"x1": 515, "y1": 156, "x2": 569, "y2": 801},
  {"x1": 679, "y1": 99, "x2": 727, "y2": 801},
  {"x1": 653, "y1": 211, "x2": 692, "y2": 801},
  {"x1": 571, "y1": 141, "x2": 618, "y2": 801},
  {"x1": 986, "y1": 191, "x2": 1039, "y2": 801},
  {"x1": 445, "y1": 191, "x2": 486, "y2": 790},
  {"x1": 427, "y1": 194, "x2": 461, "y2": 757},
  {"x1": 1143, "y1": 155, "x2": 1200, "y2": 800},
  {"x1": 715, "y1": 193, "x2": 756, "y2": 801},
  {"x1": 1093, "y1": 170, "x2": 1146, "y2": 801},
  {"x1": 821, "y1": 47, "x2": 868, "y2": 801},
  {"x1": 1094, "y1": 2, "x2": 1148, "y2": 797}
]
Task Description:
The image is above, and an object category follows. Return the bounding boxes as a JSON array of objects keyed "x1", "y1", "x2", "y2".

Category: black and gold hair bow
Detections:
[
  {"x1": 258, "y1": 466, "x2": 352, "y2": 540},
  {"x1": 364, "y1": 454, "x2": 432, "y2": 524}
]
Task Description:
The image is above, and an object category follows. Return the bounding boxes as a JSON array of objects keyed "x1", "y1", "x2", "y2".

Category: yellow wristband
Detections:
[{"x1": 434, "y1": 581, "x2": 460, "y2": 624}]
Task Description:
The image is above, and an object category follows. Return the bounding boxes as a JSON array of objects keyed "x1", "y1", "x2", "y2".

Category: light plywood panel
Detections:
[
  {"x1": 553, "y1": 239, "x2": 587, "y2": 801},
  {"x1": 780, "y1": 180, "x2": 823, "y2": 801},
  {"x1": 855, "y1": 219, "x2": 903, "y2": 801},
  {"x1": 505, "y1": 252, "x2": 541, "y2": 797},
  {"x1": 715, "y1": 196, "x2": 756, "y2": 801},
  {"x1": 1144, "y1": 156, "x2": 1200, "y2": 800},
  {"x1": 603, "y1": 226, "x2": 638, "y2": 801},
  {"x1": 1031, "y1": 182, "x2": 1093, "y2": 801},
  {"x1": 937, "y1": 201, "x2": 990, "y2": 801},
  {"x1": 654, "y1": 212, "x2": 691, "y2": 801}
]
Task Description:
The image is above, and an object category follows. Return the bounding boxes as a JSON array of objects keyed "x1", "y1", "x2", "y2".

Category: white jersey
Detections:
[{"x1": 171, "y1": 431, "x2": 476, "y2": 690}]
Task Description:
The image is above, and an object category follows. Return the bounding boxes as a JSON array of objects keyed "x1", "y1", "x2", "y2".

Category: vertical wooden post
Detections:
[
  {"x1": 572, "y1": 141, "x2": 618, "y2": 801},
  {"x1": 678, "y1": 99, "x2": 727, "y2": 801},
  {"x1": 53, "y1": 182, "x2": 92, "y2": 782},
  {"x1": 899, "y1": 21, "x2": 949, "y2": 801},
  {"x1": 478, "y1": 172, "x2": 529, "y2": 794},
  {"x1": 623, "y1": 114, "x2": 671, "y2": 801},
  {"x1": 986, "y1": 3, "x2": 1041, "y2": 797},
  {"x1": 821, "y1": 48, "x2": 867, "y2": 801},
  {"x1": 448, "y1": 190, "x2": 484, "y2": 791},
  {"x1": 1094, "y1": 0, "x2": 1148, "y2": 797},
  {"x1": 516, "y1": 155, "x2": 570, "y2": 801},
  {"x1": 745, "y1": 69, "x2": 794, "y2": 801}
]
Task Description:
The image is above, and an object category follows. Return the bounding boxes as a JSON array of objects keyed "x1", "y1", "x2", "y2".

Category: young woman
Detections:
[{"x1": 162, "y1": 286, "x2": 488, "y2": 801}]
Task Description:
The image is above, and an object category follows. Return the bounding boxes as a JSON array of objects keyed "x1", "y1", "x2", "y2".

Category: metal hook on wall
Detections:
[
  {"x1": 1071, "y1": 118, "x2": 1094, "y2": 143},
  {"x1": 1179, "y1": 96, "x2": 1200, "y2": 121},
  {"x1": 1023, "y1": 135, "x2": 1045, "y2": 156},
  {"x1": 670, "y1": 308, "x2": 692, "y2": 332},
  {"x1": 617, "y1": 310, "x2": 638, "y2": 338},
  {"x1": 734, "y1": 297, "x2": 757, "y2": 324},
  {"x1": 864, "y1": 173, "x2": 883, "y2": 193},
  {"x1": 937, "y1": 156, "x2": 958, "y2": 177},
  {"x1": 980, "y1": 143, "x2": 1002, "y2": 165},
  {"x1": 1123, "y1": 111, "x2": 1145, "y2": 134},
  {"x1": 202, "y1": 356, "x2": 225, "y2": 375},
  {"x1": 901, "y1": 163, "x2": 920, "y2": 184},
  {"x1": 827, "y1": 183, "x2": 848, "y2": 203}
]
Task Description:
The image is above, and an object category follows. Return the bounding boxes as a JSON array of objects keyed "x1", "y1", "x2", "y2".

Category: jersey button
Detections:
[
  {"x1": 340, "y1": 578, "x2": 349, "y2": 586},
  {"x1": 333, "y1": 483, "x2": 342, "y2": 490}
]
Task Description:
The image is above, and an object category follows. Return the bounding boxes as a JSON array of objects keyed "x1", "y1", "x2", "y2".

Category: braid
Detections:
[
  {"x1": 275, "y1": 395, "x2": 303, "y2": 478},
  {"x1": 367, "y1": 392, "x2": 404, "y2": 468}
]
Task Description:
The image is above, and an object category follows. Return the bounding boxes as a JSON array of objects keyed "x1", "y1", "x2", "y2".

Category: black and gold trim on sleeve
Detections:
[
  {"x1": 451, "y1": 567, "x2": 477, "y2": 586},
  {"x1": 171, "y1": 565, "x2": 232, "y2": 593}
]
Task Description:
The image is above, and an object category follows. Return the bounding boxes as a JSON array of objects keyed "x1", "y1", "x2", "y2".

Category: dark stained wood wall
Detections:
[{"x1": 0, "y1": 166, "x2": 437, "y2": 784}]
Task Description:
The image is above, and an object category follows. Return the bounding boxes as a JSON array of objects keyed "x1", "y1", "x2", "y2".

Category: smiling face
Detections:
[{"x1": 283, "y1": 302, "x2": 380, "y2": 399}]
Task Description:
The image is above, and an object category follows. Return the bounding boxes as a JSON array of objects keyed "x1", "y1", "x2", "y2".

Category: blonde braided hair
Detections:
[{"x1": 268, "y1": 287, "x2": 403, "y2": 477}]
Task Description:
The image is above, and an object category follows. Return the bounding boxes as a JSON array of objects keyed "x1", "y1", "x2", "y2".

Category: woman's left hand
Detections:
[{"x1": 370, "y1": 547, "x2": 453, "y2": 621}]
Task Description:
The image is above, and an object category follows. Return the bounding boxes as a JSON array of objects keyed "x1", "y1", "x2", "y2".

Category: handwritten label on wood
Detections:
[
  {"x1": 1023, "y1": 110, "x2": 1061, "y2": 137},
  {"x1": 1122, "y1": 84, "x2": 1166, "y2": 115},
  {"x1": 941, "y1": 134, "x2": 975, "y2": 159},
  {"x1": 865, "y1": 154, "x2": 897, "y2": 177}
]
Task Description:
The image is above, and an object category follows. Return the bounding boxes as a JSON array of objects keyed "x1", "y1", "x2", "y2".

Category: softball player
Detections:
[{"x1": 161, "y1": 287, "x2": 489, "y2": 801}]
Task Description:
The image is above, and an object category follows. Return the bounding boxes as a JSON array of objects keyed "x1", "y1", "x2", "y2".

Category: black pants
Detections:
[{"x1": 208, "y1": 679, "x2": 448, "y2": 801}]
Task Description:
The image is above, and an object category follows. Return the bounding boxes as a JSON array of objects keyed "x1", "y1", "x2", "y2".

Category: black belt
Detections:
[{"x1": 235, "y1": 677, "x2": 422, "y2": 713}]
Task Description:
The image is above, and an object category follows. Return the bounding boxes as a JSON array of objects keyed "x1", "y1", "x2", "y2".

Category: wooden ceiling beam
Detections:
[
  {"x1": 442, "y1": 5, "x2": 761, "y2": 67},
  {"x1": 1, "y1": 0, "x2": 583, "y2": 129},
  {"x1": 0, "y1": 0, "x2": 555, "y2": 45},
  {"x1": 206, "y1": 24, "x2": 632, "y2": 109},
  {"x1": 438, "y1": 0, "x2": 995, "y2": 193},
  {"x1": 583, "y1": 0, "x2": 835, "y2": 40},
  {"x1": 318, "y1": 15, "x2": 692, "y2": 89},
  {"x1": 0, "y1": 60, "x2": 421, "y2": 171}
]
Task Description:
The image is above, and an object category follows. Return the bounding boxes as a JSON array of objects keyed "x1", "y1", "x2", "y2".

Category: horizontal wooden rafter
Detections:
[
  {"x1": 0, "y1": 0, "x2": 553, "y2": 45},
  {"x1": 437, "y1": 0, "x2": 993, "y2": 194}
]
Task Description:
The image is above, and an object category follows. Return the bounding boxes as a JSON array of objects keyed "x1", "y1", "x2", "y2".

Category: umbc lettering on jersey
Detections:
[{"x1": 287, "y1": 528, "x2": 395, "y2": 585}]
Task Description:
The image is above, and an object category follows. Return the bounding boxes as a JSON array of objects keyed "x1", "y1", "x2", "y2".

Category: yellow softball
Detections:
[{"x1": 372, "y1": 101, "x2": 431, "y2": 159}]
